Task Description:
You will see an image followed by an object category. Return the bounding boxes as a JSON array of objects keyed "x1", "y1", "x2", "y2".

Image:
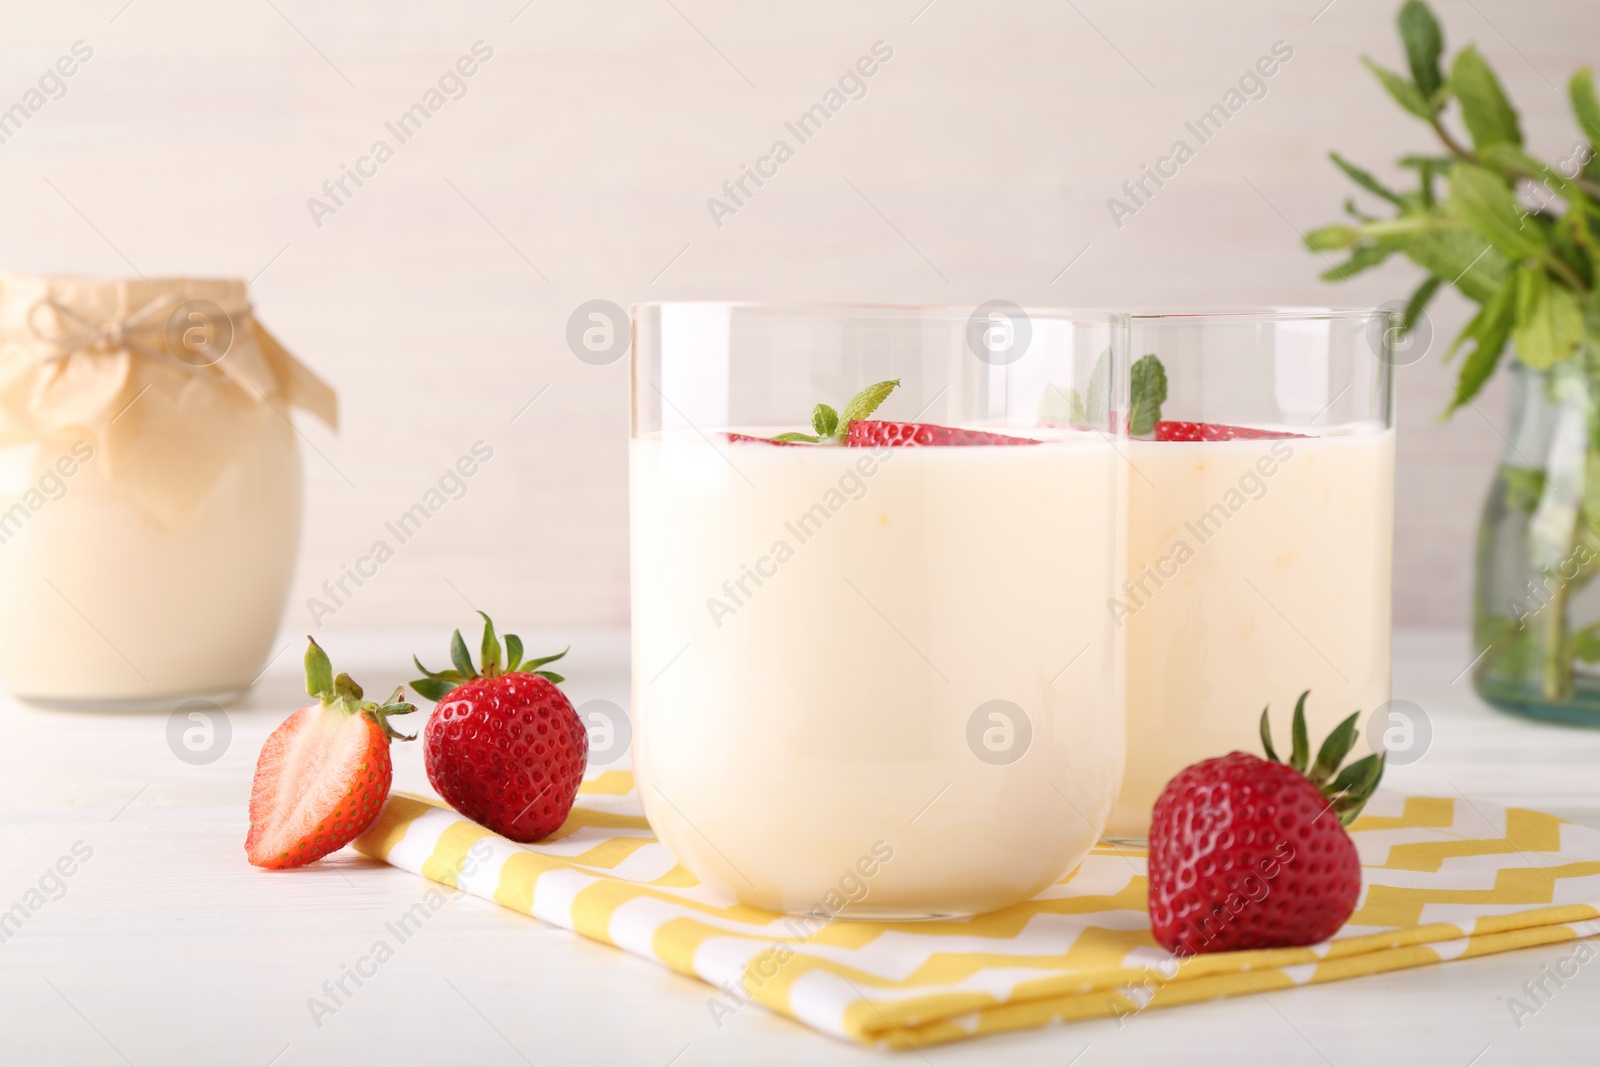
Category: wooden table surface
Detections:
[{"x1": 2, "y1": 628, "x2": 1596, "y2": 1066}]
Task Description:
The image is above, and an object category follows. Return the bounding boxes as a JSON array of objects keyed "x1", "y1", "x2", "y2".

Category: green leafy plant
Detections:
[{"x1": 1310, "y1": 0, "x2": 1600, "y2": 703}]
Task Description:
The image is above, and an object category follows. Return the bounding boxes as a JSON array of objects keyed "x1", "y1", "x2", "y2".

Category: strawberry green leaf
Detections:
[
  {"x1": 478, "y1": 611, "x2": 502, "y2": 676},
  {"x1": 1309, "y1": 712, "x2": 1361, "y2": 785},
  {"x1": 532, "y1": 670, "x2": 566, "y2": 684},
  {"x1": 1289, "y1": 690, "x2": 1311, "y2": 774},
  {"x1": 1397, "y1": 0, "x2": 1445, "y2": 99},
  {"x1": 840, "y1": 380, "x2": 900, "y2": 426},
  {"x1": 1451, "y1": 45, "x2": 1522, "y2": 150},
  {"x1": 505, "y1": 633, "x2": 524, "y2": 673},
  {"x1": 410, "y1": 677, "x2": 454, "y2": 703},
  {"x1": 520, "y1": 647, "x2": 569, "y2": 671},
  {"x1": 1128, "y1": 355, "x2": 1167, "y2": 437},
  {"x1": 1329, "y1": 753, "x2": 1386, "y2": 825},
  {"x1": 333, "y1": 673, "x2": 364, "y2": 703},
  {"x1": 450, "y1": 629, "x2": 476, "y2": 678},
  {"x1": 304, "y1": 637, "x2": 334, "y2": 699},
  {"x1": 812, "y1": 404, "x2": 840, "y2": 438},
  {"x1": 1259, "y1": 705, "x2": 1281, "y2": 763}
]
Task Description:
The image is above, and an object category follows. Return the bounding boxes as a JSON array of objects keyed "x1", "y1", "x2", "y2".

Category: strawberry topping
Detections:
[
  {"x1": 844, "y1": 420, "x2": 1041, "y2": 447},
  {"x1": 1153, "y1": 421, "x2": 1310, "y2": 442}
]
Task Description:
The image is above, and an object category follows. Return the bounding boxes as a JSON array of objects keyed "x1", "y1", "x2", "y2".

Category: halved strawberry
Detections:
[
  {"x1": 246, "y1": 639, "x2": 415, "y2": 869},
  {"x1": 1153, "y1": 421, "x2": 1310, "y2": 442},
  {"x1": 844, "y1": 420, "x2": 1040, "y2": 446}
]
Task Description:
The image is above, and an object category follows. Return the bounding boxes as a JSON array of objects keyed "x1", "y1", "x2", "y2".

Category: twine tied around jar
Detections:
[{"x1": 0, "y1": 275, "x2": 337, "y2": 525}]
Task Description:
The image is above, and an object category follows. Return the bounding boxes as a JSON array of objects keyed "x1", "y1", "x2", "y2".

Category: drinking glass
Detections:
[
  {"x1": 1109, "y1": 308, "x2": 1396, "y2": 840},
  {"x1": 630, "y1": 302, "x2": 1126, "y2": 918}
]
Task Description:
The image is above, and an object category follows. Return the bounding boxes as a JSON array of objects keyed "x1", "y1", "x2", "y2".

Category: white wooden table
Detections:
[{"x1": 2, "y1": 628, "x2": 1596, "y2": 1066}]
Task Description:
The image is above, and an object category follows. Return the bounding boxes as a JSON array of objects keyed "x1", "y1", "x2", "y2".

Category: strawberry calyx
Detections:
[
  {"x1": 303, "y1": 637, "x2": 417, "y2": 741},
  {"x1": 410, "y1": 611, "x2": 567, "y2": 703},
  {"x1": 1258, "y1": 690, "x2": 1385, "y2": 826}
]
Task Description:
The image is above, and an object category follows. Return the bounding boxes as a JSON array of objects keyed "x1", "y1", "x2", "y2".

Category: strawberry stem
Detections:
[
  {"x1": 1260, "y1": 690, "x2": 1386, "y2": 826},
  {"x1": 410, "y1": 613, "x2": 570, "y2": 702}
]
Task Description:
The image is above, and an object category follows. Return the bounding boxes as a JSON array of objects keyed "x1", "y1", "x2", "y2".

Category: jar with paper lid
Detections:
[{"x1": 0, "y1": 275, "x2": 336, "y2": 709}]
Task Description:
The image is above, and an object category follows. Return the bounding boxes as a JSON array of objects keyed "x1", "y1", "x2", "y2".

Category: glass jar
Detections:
[
  {"x1": 1108, "y1": 308, "x2": 1397, "y2": 840},
  {"x1": 629, "y1": 302, "x2": 1127, "y2": 918},
  {"x1": 0, "y1": 275, "x2": 335, "y2": 709},
  {"x1": 1472, "y1": 359, "x2": 1600, "y2": 726}
]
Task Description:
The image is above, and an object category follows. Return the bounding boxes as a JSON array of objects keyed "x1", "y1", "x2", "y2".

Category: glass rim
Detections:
[
  {"x1": 629, "y1": 300, "x2": 1125, "y2": 323},
  {"x1": 1127, "y1": 305, "x2": 1391, "y2": 322}
]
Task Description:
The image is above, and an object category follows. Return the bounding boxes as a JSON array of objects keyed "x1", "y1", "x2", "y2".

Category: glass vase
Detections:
[{"x1": 1473, "y1": 359, "x2": 1600, "y2": 726}]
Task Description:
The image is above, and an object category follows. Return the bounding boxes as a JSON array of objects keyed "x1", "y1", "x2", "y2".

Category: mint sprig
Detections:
[
  {"x1": 766, "y1": 379, "x2": 901, "y2": 444},
  {"x1": 1129, "y1": 354, "x2": 1167, "y2": 437}
]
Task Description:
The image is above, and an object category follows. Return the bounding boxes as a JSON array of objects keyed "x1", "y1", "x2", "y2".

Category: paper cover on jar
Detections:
[{"x1": 0, "y1": 274, "x2": 336, "y2": 526}]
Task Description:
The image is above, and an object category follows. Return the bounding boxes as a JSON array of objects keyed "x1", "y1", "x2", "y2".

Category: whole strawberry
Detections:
[
  {"x1": 411, "y1": 613, "x2": 586, "y2": 843},
  {"x1": 247, "y1": 639, "x2": 415, "y2": 869},
  {"x1": 1147, "y1": 692, "x2": 1384, "y2": 956}
]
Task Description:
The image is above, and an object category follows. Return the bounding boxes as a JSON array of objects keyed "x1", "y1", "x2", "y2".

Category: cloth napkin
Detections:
[{"x1": 353, "y1": 771, "x2": 1600, "y2": 1049}]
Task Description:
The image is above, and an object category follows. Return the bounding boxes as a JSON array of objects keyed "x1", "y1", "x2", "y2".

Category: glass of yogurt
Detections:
[
  {"x1": 1107, "y1": 308, "x2": 1396, "y2": 840},
  {"x1": 630, "y1": 302, "x2": 1127, "y2": 918}
]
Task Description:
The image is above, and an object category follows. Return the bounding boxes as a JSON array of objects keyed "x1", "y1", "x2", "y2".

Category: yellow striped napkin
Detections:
[{"x1": 353, "y1": 771, "x2": 1600, "y2": 1049}]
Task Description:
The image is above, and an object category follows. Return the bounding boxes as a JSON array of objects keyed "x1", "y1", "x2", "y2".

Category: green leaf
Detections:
[
  {"x1": 1511, "y1": 266, "x2": 1585, "y2": 369},
  {"x1": 1398, "y1": 0, "x2": 1445, "y2": 98},
  {"x1": 520, "y1": 646, "x2": 569, "y2": 671},
  {"x1": 1259, "y1": 706, "x2": 1280, "y2": 763},
  {"x1": 1128, "y1": 354, "x2": 1167, "y2": 437},
  {"x1": 1320, "y1": 242, "x2": 1400, "y2": 282},
  {"x1": 1449, "y1": 163, "x2": 1544, "y2": 262},
  {"x1": 1289, "y1": 691, "x2": 1311, "y2": 774},
  {"x1": 1571, "y1": 621, "x2": 1600, "y2": 663},
  {"x1": 1451, "y1": 45, "x2": 1522, "y2": 149},
  {"x1": 478, "y1": 611, "x2": 502, "y2": 675},
  {"x1": 532, "y1": 670, "x2": 566, "y2": 685},
  {"x1": 410, "y1": 677, "x2": 455, "y2": 703},
  {"x1": 812, "y1": 403, "x2": 840, "y2": 438},
  {"x1": 1444, "y1": 278, "x2": 1516, "y2": 413},
  {"x1": 1400, "y1": 226, "x2": 1508, "y2": 304},
  {"x1": 1572, "y1": 69, "x2": 1600, "y2": 150},
  {"x1": 1309, "y1": 712, "x2": 1361, "y2": 785},
  {"x1": 333, "y1": 672, "x2": 363, "y2": 702},
  {"x1": 504, "y1": 633, "x2": 524, "y2": 673},
  {"x1": 1363, "y1": 57, "x2": 1432, "y2": 119},
  {"x1": 304, "y1": 637, "x2": 334, "y2": 699},
  {"x1": 1501, "y1": 465, "x2": 1547, "y2": 512},
  {"x1": 1329, "y1": 753, "x2": 1386, "y2": 825},
  {"x1": 1306, "y1": 223, "x2": 1362, "y2": 251},
  {"x1": 770, "y1": 431, "x2": 821, "y2": 443},
  {"x1": 840, "y1": 380, "x2": 900, "y2": 426},
  {"x1": 449, "y1": 628, "x2": 476, "y2": 678},
  {"x1": 1330, "y1": 152, "x2": 1404, "y2": 206},
  {"x1": 1403, "y1": 275, "x2": 1443, "y2": 332}
]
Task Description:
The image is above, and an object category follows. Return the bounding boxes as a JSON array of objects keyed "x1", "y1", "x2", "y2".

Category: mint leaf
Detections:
[
  {"x1": 1305, "y1": 223, "x2": 1362, "y2": 250},
  {"x1": 1398, "y1": 0, "x2": 1445, "y2": 98},
  {"x1": 839, "y1": 379, "x2": 900, "y2": 427},
  {"x1": 1400, "y1": 226, "x2": 1508, "y2": 304},
  {"x1": 1128, "y1": 354, "x2": 1167, "y2": 437},
  {"x1": 812, "y1": 403, "x2": 840, "y2": 438},
  {"x1": 1403, "y1": 275, "x2": 1443, "y2": 333},
  {"x1": 1572, "y1": 69, "x2": 1600, "y2": 180},
  {"x1": 1451, "y1": 45, "x2": 1522, "y2": 149},
  {"x1": 1362, "y1": 57, "x2": 1432, "y2": 119},
  {"x1": 771, "y1": 431, "x2": 821, "y2": 443},
  {"x1": 1448, "y1": 163, "x2": 1543, "y2": 262},
  {"x1": 1329, "y1": 152, "x2": 1404, "y2": 206},
  {"x1": 1445, "y1": 278, "x2": 1515, "y2": 412},
  {"x1": 1321, "y1": 241, "x2": 1402, "y2": 282},
  {"x1": 1511, "y1": 265, "x2": 1584, "y2": 369}
]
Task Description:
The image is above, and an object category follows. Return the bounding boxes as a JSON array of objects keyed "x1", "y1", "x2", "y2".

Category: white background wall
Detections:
[{"x1": 1, "y1": 0, "x2": 1593, "y2": 635}]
